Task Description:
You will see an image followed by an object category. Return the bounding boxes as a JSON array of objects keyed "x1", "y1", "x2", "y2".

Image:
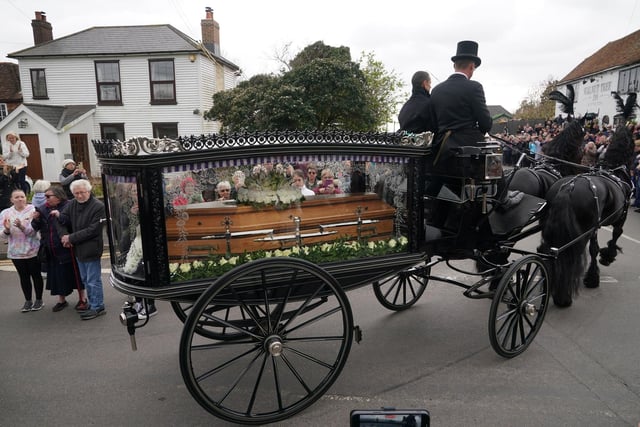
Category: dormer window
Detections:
[
  {"x1": 95, "y1": 61, "x2": 122, "y2": 105},
  {"x1": 149, "y1": 59, "x2": 176, "y2": 105}
]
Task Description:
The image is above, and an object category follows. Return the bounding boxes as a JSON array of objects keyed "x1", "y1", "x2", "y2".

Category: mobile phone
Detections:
[{"x1": 350, "y1": 409, "x2": 430, "y2": 427}]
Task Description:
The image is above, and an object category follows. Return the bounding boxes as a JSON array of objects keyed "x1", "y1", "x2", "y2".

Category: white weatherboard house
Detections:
[
  {"x1": 555, "y1": 28, "x2": 640, "y2": 125},
  {"x1": 0, "y1": 9, "x2": 240, "y2": 182}
]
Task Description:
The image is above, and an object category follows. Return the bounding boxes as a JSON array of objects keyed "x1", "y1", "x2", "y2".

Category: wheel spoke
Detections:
[
  {"x1": 284, "y1": 345, "x2": 337, "y2": 370},
  {"x1": 246, "y1": 351, "x2": 269, "y2": 415},
  {"x1": 500, "y1": 310, "x2": 519, "y2": 349},
  {"x1": 380, "y1": 276, "x2": 401, "y2": 299},
  {"x1": 230, "y1": 287, "x2": 270, "y2": 336},
  {"x1": 195, "y1": 345, "x2": 260, "y2": 383},
  {"x1": 217, "y1": 350, "x2": 265, "y2": 406},
  {"x1": 496, "y1": 306, "x2": 517, "y2": 335},
  {"x1": 271, "y1": 355, "x2": 284, "y2": 411},
  {"x1": 200, "y1": 311, "x2": 262, "y2": 340},
  {"x1": 286, "y1": 335, "x2": 347, "y2": 343},
  {"x1": 280, "y1": 282, "x2": 327, "y2": 332},
  {"x1": 285, "y1": 306, "x2": 342, "y2": 335},
  {"x1": 279, "y1": 352, "x2": 313, "y2": 394},
  {"x1": 517, "y1": 314, "x2": 526, "y2": 347}
]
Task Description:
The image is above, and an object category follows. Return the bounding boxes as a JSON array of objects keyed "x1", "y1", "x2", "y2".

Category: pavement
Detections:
[{"x1": 1, "y1": 210, "x2": 639, "y2": 426}]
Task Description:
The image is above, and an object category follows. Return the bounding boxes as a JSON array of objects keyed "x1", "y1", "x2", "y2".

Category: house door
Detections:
[
  {"x1": 70, "y1": 134, "x2": 91, "y2": 176},
  {"x1": 18, "y1": 134, "x2": 43, "y2": 180}
]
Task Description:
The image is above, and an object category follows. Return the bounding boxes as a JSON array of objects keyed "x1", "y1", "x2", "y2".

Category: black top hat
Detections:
[{"x1": 451, "y1": 40, "x2": 481, "y2": 67}]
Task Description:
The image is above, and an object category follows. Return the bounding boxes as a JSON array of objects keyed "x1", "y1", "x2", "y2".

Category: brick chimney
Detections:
[
  {"x1": 201, "y1": 7, "x2": 220, "y2": 55},
  {"x1": 31, "y1": 11, "x2": 53, "y2": 45}
]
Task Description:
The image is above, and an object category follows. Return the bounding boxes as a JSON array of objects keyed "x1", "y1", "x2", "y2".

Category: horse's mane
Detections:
[
  {"x1": 599, "y1": 92, "x2": 637, "y2": 170},
  {"x1": 601, "y1": 125, "x2": 635, "y2": 169},
  {"x1": 542, "y1": 120, "x2": 584, "y2": 175}
]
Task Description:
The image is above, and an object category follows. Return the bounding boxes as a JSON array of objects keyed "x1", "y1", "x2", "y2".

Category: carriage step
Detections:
[{"x1": 353, "y1": 325, "x2": 362, "y2": 344}]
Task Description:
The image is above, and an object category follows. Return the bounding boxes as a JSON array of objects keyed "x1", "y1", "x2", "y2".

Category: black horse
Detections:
[
  {"x1": 507, "y1": 85, "x2": 585, "y2": 198},
  {"x1": 506, "y1": 120, "x2": 585, "y2": 197},
  {"x1": 538, "y1": 93, "x2": 637, "y2": 307}
]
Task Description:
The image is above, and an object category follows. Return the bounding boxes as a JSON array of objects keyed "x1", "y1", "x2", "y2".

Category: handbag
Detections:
[{"x1": 37, "y1": 244, "x2": 49, "y2": 263}]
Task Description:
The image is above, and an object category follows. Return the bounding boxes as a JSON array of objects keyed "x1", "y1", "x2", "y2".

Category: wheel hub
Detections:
[
  {"x1": 523, "y1": 302, "x2": 537, "y2": 316},
  {"x1": 265, "y1": 335, "x2": 283, "y2": 357}
]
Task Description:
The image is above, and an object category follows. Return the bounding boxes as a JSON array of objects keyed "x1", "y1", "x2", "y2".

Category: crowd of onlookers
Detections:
[
  {"x1": 1, "y1": 131, "x2": 152, "y2": 320},
  {"x1": 495, "y1": 117, "x2": 640, "y2": 212}
]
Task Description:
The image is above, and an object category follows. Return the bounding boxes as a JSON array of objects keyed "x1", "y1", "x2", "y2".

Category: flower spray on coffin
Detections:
[{"x1": 236, "y1": 164, "x2": 303, "y2": 209}]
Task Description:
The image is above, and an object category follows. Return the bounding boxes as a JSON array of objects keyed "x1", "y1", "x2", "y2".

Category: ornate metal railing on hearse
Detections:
[{"x1": 93, "y1": 130, "x2": 432, "y2": 301}]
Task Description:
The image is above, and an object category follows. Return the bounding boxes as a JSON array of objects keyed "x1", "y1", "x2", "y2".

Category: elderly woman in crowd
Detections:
[{"x1": 31, "y1": 185, "x2": 87, "y2": 312}]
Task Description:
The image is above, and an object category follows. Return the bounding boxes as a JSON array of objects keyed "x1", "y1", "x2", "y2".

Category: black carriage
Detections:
[{"x1": 94, "y1": 131, "x2": 550, "y2": 425}]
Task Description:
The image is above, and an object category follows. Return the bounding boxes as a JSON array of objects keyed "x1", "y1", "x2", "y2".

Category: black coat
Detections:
[
  {"x1": 398, "y1": 88, "x2": 436, "y2": 133},
  {"x1": 31, "y1": 200, "x2": 74, "y2": 264},
  {"x1": 430, "y1": 73, "x2": 493, "y2": 166},
  {"x1": 58, "y1": 195, "x2": 105, "y2": 262}
]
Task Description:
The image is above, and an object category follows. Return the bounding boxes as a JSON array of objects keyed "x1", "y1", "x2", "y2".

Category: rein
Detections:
[{"x1": 489, "y1": 133, "x2": 592, "y2": 173}]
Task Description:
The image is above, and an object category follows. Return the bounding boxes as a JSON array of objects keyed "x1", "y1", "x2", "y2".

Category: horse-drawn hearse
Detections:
[{"x1": 95, "y1": 130, "x2": 555, "y2": 425}]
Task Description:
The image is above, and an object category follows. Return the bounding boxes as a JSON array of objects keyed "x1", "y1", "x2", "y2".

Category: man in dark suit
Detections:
[
  {"x1": 430, "y1": 40, "x2": 492, "y2": 170},
  {"x1": 426, "y1": 41, "x2": 520, "y2": 227},
  {"x1": 398, "y1": 71, "x2": 435, "y2": 133}
]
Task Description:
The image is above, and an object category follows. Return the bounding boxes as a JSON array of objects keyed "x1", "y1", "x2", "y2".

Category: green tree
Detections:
[
  {"x1": 514, "y1": 77, "x2": 558, "y2": 120},
  {"x1": 205, "y1": 75, "x2": 279, "y2": 131},
  {"x1": 205, "y1": 42, "x2": 400, "y2": 132},
  {"x1": 358, "y1": 51, "x2": 405, "y2": 130},
  {"x1": 288, "y1": 41, "x2": 351, "y2": 70},
  {"x1": 283, "y1": 57, "x2": 374, "y2": 130}
]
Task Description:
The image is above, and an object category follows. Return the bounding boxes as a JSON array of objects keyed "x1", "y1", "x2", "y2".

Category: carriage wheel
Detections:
[
  {"x1": 179, "y1": 258, "x2": 354, "y2": 425},
  {"x1": 372, "y1": 262, "x2": 430, "y2": 311},
  {"x1": 488, "y1": 255, "x2": 549, "y2": 358}
]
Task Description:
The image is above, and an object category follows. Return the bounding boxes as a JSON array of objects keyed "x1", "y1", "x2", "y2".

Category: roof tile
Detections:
[{"x1": 561, "y1": 29, "x2": 640, "y2": 82}]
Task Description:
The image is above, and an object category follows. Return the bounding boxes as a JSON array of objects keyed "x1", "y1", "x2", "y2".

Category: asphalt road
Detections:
[{"x1": 1, "y1": 213, "x2": 640, "y2": 426}]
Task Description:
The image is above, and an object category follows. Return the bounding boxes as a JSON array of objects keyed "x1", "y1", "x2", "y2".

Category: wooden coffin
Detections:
[{"x1": 165, "y1": 193, "x2": 396, "y2": 259}]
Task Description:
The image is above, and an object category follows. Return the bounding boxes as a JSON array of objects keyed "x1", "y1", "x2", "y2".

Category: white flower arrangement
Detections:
[
  {"x1": 122, "y1": 226, "x2": 144, "y2": 274},
  {"x1": 237, "y1": 164, "x2": 303, "y2": 209},
  {"x1": 169, "y1": 236, "x2": 409, "y2": 282}
]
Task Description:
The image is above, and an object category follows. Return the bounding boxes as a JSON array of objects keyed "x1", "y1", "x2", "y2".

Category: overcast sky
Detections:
[{"x1": 2, "y1": 0, "x2": 640, "y2": 116}]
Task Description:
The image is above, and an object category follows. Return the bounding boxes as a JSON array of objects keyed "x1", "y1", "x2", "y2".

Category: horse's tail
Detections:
[{"x1": 541, "y1": 189, "x2": 587, "y2": 307}]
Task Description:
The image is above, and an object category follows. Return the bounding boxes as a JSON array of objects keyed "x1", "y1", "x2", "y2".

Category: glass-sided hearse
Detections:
[{"x1": 94, "y1": 131, "x2": 549, "y2": 425}]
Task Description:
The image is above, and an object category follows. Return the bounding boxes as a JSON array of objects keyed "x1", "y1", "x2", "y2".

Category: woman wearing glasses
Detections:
[
  {"x1": 31, "y1": 185, "x2": 87, "y2": 312},
  {"x1": 216, "y1": 180, "x2": 232, "y2": 200}
]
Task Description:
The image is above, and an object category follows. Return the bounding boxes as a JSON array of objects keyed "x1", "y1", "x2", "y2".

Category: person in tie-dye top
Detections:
[{"x1": 0, "y1": 189, "x2": 43, "y2": 312}]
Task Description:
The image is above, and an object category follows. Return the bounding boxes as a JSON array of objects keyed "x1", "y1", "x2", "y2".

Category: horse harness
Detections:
[{"x1": 559, "y1": 167, "x2": 632, "y2": 225}]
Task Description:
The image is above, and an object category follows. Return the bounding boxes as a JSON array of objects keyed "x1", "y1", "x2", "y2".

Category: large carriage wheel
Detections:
[
  {"x1": 488, "y1": 255, "x2": 549, "y2": 358},
  {"x1": 372, "y1": 262, "x2": 430, "y2": 311},
  {"x1": 179, "y1": 258, "x2": 354, "y2": 425}
]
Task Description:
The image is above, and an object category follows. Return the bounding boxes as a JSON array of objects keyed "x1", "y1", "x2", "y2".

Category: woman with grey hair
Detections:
[
  {"x1": 216, "y1": 180, "x2": 232, "y2": 200},
  {"x1": 31, "y1": 185, "x2": 87, "y2": 312}
]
